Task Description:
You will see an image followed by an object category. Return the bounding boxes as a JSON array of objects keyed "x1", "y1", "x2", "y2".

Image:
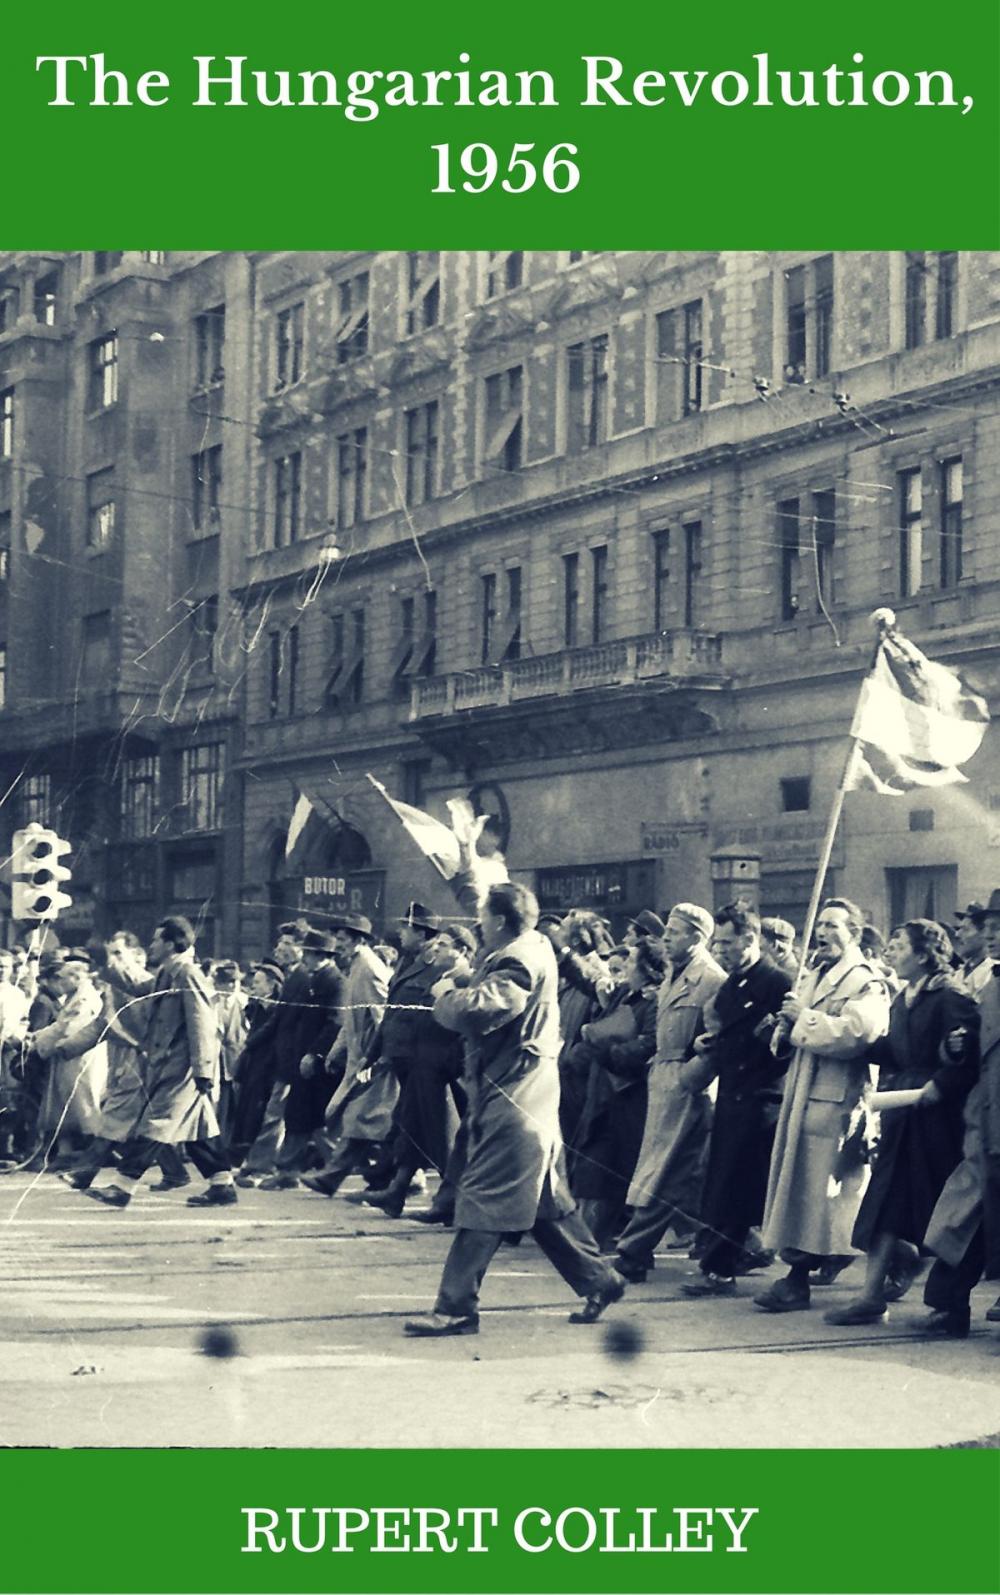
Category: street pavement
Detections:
[{"x1": 0, "y1": 1169, "x2": 997, "y2": 1448}]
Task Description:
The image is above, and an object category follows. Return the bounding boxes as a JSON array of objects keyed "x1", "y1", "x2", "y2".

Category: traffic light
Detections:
[{"x1": 10, "y1": 824, "x2": 73, "y2": 922}]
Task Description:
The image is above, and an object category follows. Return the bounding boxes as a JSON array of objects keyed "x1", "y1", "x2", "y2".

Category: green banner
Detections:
[
  {"x1": 0, "y1": 1448, "x2": 996, "y2": 1592},
  {"x1": 2, "y1": 0, "x2": 998, "y2": 247}
]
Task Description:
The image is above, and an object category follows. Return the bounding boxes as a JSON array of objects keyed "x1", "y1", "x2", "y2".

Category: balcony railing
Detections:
[{"x1": 409, "y1": 629, "x2": 724, "y2": 720}]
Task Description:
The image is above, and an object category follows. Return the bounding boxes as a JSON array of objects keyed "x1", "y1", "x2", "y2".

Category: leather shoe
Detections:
[
  {"x1": 186, "y1": 1184, "x2": 238, "y2": 1207},
  {"x1": 149, "y1": 1177, "x2": 192, "y2": 1193},
  {"x1": 258, "y1": 1173, "x2": 300, "y2": 1190},
  {"x1": 302, "y1": 1174, "x2": 343, "y2": 1197},
  {"x1": 823, "y1": 1299, "x2": 888, "y2": 1326},
  {"x1": 403, "y1": 1313, "x2": 479, "y2": 1337},
  {"x1": 918, "y1": 1308, "x2": 970, "y2": 1338},
  {"x1": 884, "y1": 1248, "x2": 927, "y2": 1303},
  {"x1": 409, "y1": 1209, "x2": 454, "y2": 1226},
  {"x1": 59, "y1": 1170, "x2": 95, "y2": 1190},
  {"x1": 682, "y1": 1273, "x2": 737, "y2": 1298},
  {"x1": 84, "y1": 1185, "x2": 131, "y2": 1207},
  {"x1": 754, "y1": 1277, "x2": 810, "y2": 1313},
  {"x1": 234, "y1": 1171, "x2": 262, "y2": 1188},
  {"x1": 984, "y1": 1296, "x2": 1000, "y2": 1323},
  {"x1": 611, "y1": 1257, "x2": 649, "y2": 1284},
  {"x1": 810, "y1": 1258, "x2": 854, "y2": 1287},
  {"x1": 568, "y1": 1270, "x2": 626, "y2": 1324},
  {"x1": 363, "y1": 1190, "x2": 404, "y2": 1218}
]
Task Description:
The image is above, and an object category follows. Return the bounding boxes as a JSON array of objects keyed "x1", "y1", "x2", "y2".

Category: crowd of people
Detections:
[{"x1": 0, "y1": 855, "x2": 997, "y2": 1343}]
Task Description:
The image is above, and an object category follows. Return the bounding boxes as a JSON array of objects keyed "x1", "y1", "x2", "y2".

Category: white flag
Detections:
[
  {"x1": 849, "y1": 628, "x2": 989, "y2": 790},
  {"x1": 285, "y1": 791, "x2": 314, "y2": 860}
]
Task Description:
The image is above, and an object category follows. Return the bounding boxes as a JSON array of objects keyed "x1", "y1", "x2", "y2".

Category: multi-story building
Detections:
[{"x1": 1, "y1": 249, "x2": 998, "y2": 952}]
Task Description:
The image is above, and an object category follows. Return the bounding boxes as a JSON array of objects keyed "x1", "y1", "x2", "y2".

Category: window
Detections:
[
  {"x1": 392, "y1": 594, "x2": 417, "y2": 690},
  {"x1": 81, "y1": 612, "x2": 112, "y2": 683},
  {"x1": 0, "y1": 285, "x2": 19, "y2": 333},
  {"x1": 591, "y1": 545, "x2": 609, "y2": 643},
  {"x1": 500, "y1": 566, "x2": 522, "y2": 662},
  {"x1": 784, "y1": 256, "x2": 833, "y2": 382},
  {"x1": 190, "y1": 596, "x2": 218, "y2": 676},
  {"x1": 86, "y1": 468, "x2": 116, "y2": 551},
  {"x1": 682, "y1": 301, "x2": 703, "y2": 415},
  {"x1": 94, "y1": 251, "x2": 123, "y2": 275},
  {"x1": 416, "y1": 589, "x2": 437, "y2": 676},
  {"x1": 481, "y1": 572, "x2": 497, "y2": 663},
  {"x1": 899, "y1": 467, "x2": 923, "y2": 597},
  {"x1": 936, "y1": 252, "x2": 958, "y2": 339},
  {"x1": 272, "y1": 452, "x2": 302, "y2": 546},
  {"x1": 905, "y1": 253, "x2": 927, "y2": 350},
  {"x1": 0, "y1": 511, "x2": 10, "y2": 583},
  {"x1": 940, "y1": 456, "x2": 963, "y2": 588},
  {"x1": 140, "y1": 251, "x2": 166, "y2": 265},
  {"x1": 485, "y1": 251, "x2": 523, "y2": 298},
  {"x1": 326, "y1": 609, "x2": 365, "y2": 706},
  {"x1": 121, "y1": 755, "x2": 159, "y2": 840},
  {"x1": 0, "y1": 644, "x2": 6, "y2": 710},
  {"x1": 194, "y1": 306, "x2": 225, "y2": 387},
  {"x1": 335, "y1": 271, "x2": 369, "y2": 363},
  {"x1": 275, "y1": 302, "x2": 304, "y2": 388},
  {"x1": 567, "y1": 334, "x2": 609, "y2": 452},
  {"x1": 652, "y1": 529, "x2": 671, "y2": 631},
  {"x1": 335, "y1": 427, "x2": 367, "y2": 529},
  {"x1": 483, "y1": 366, "x2": 524, "y2": 473},
  {"x1": 33, "y1": 272, "x2": 58, "y2": 326},
  {"x1": 180, "y1": 743, "x2": 225, "y2": 831},
  {"x1": 192, "y1": 445, "x2": 222, "y2": 532},
  {"x1": 810, "y1": 490, "x2": 836, "y2": 612},
  {"x1": 88, "y1": 334, "x2": 118, "y2": 409},
  {"x1": 814, "y1": 255, "x2": 833, "y2": 377},
  {"x1": 405, "y1": 401, "x2": 440, "y2": 507},
  {"x1": 778, "y1": 497, "x2": 800, "y2": 620},
  {"x1": 0, "y1": 389, "x2": 12, "y2": 458},
  {"x1": 781, "y1": 777, "x2": 811, "y2": 813},
  {"x1": 402, "y1": 759, "x2": 431, "y2": 809},
  {"x1": 563, "y1": 552, "x2": 580, "y2": 647},
  {"x1": 287, "y1": 624, "x2": 299, "y2": 715},
  {"x1": 909, "y1": 808, "x2": 935, "y2": 833},
  {"x1": 405, "y1": 252, "x2": 440, "y2": 335},
  {"x1": 683, "y1": 521, "x2": 703, "y2": 628},
  {"x1": 268, "y1": 630, "x2": 282, "y2": 718},
  {"x1": 23, "y1": 774, "x2": 51, "y2": 824}
]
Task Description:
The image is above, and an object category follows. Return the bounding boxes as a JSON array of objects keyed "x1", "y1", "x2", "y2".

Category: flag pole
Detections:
[
  {"x1": 793, "y1": 607, "x2": 895, "y2": 986},
  {"x1": 365, "y1": 772, "x2": 452, "y2": 882}
]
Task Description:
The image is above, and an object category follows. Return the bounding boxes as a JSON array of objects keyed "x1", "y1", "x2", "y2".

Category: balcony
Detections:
[{"x1": 409, "y1": 630, "x2": 725, "y2": 720}]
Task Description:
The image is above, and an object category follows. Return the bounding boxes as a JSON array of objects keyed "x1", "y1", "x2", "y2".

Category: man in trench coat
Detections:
[
  {"x1": 612, "y1": 903, "x2": 725, "y2": 1282},
  {"x1": 404, "y1": 881, "x2": 626, "y2": 1336},
  {"x1": 922, "y1": 888, "x2": 1000, "y2": 1332},
  {"x1": 755, "y1": 898, "x2": 891, "y2": 1312},
  {"x1": 83, "y1": 916, "x2": 235, "y2": 1208}
]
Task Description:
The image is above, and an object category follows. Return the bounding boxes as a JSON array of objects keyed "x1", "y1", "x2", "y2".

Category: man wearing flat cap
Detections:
[
  {"x1": 953, "y1": 903, "x2": 994, "y2": 1000},
  {"x1": 612, "y1": 902, "x2": 725, "y2": 1282}
]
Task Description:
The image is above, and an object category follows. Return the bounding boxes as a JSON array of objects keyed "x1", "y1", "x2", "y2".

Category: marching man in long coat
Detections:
[
  {"x1": 83, "y1": 916, "x2": 235, "y2": 1208},
  {"x1": 755, "y1": 898, "x2": 891, "y2": 1313},
  {"x1": 612, "y1": 903, "x2": 725, "y2": 1283},
  {"x1": 404, "y1": 881, "x2": 626, "y2": 1337}
]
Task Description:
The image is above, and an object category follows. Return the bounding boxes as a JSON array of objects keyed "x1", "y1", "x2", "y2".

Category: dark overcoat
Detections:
[
  {"x1": 853, "y1": 975, "x2": 979, "y2": 1252},
  {"x1": 373, "y1": 947, "x2": 463, "y2": 1176},
  {"x1": 699, "y1": 956, "x2": 793, "y2": 1241},
  {"x1": 285, "y1": 960, "x2": 342, "y2": 1136},
  {"x1": 925, "y1": 971, "x2": 1000, "y2": 1277},
  {"x1": 570, "y1": 986, "x2": 656, "y2": 1202}
]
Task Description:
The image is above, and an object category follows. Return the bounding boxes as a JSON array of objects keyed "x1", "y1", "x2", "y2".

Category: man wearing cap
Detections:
[
  {"x1": 611, "y1": 903, "x2": 725, "y2": 1282},
  {"x1": 954, "y1": 904, "x2": 994, "y2": 1000},
  {"x1": 302, "y1": 913, "x2": 392, "y2": 1192},
  {"x1": 626, "y1": 910, "x2": 667, "y2": 949},
  {"x1": 404, "y1": 880, "x2": 626, "y2": 1336},
  {"x1": 235, "y1": 923, "x2": 311, "y2": 1186},
  {"x1": 352, "y1": 903, "x2": 464, "y2": 1218},
  {"x1": 84, "y1": 917, "x2": 236, "y2": 1208},
  {"x1": 922, "y1": 886, "x2": 1000, "y2": 1334},
  {"x1": 261, "y1": 929, "x2": 345, "y2": 1188}
]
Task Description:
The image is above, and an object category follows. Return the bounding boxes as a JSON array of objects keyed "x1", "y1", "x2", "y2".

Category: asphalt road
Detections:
[{"x1": 0, "y1": 1169, "x2": 997, "y2": 1448}]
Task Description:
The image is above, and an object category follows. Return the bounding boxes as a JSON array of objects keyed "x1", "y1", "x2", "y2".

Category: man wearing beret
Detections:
[{"x1": 612, "y1": 903, "x2": 725, "y2": 1282}]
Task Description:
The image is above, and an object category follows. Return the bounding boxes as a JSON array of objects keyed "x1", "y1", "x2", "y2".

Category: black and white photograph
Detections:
[{"x1": 0, "y1": 247, "x2": 997, "y2": 1448}]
